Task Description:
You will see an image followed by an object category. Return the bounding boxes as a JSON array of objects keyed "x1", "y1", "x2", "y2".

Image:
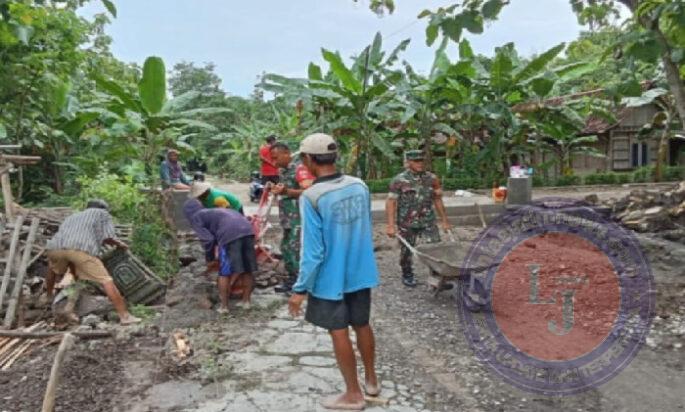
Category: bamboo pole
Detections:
[
  {"x1": 0, "y1": 168, "x2": 14, "y2": 220},
  {"x1": 1, "y1": 339, "x2": 33, "y2": 370},
  {"x1": 4, "y1": 217, "x2": 40, "y2": 328},
  {"x1": 41, "y1": 333, "x2": 75, "y2": 412},
  {"x1": 0, "y1": 215, "x2": 24, "y2": 310}
]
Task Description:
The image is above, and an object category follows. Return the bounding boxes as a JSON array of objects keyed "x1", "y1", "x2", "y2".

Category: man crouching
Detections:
[
  {"x1": 184, "y1": 199, "x2": 256, "y2": 313},
  {"x1": 44, "y1": 199, "x2": 141, "y2": 325}
]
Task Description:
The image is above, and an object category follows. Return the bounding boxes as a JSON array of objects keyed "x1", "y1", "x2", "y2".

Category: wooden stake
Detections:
[
  {"x1": 0, "y1": 168, "x2": 14, "y2": 220},
  {"x1": 0, "y1": 215, "x2": 24, "y2": 310},
  {"x1": 4, "y1": 217, "x2": 40, "y2": 328},
  {"x1": 41, "y1": 333, "x2": 75, "y2": 412}
]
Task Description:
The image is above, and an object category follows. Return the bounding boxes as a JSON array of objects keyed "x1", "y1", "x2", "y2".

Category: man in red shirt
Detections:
[{"x1": 259, "y1": 135, "x2": 280, "y2": 185}]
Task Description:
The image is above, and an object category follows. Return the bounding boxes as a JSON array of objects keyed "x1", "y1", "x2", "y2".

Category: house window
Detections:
[{"x1": 631, "y1": 143, "x2": 649, "y2": 168}]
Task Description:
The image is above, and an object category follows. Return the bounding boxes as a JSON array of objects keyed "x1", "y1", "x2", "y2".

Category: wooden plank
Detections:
[
  {"x1": 1, "y1": 170, "x2": 14, "y2": 220},
  {"x1": 41, "y1": 333, "x2": 75, "y2": 412},
  {"x1": 4, "y1": 218, "x2": 40, "y2": 329},
  {"x1": 0, "y1": 154, "x2": 41, "y2": 165},
  {"x1": 0, "y1": 215, "x2": 24, "y2": 311}
]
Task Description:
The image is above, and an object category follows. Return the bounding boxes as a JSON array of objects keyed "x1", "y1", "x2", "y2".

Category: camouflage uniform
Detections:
[
  {"x1": 278, "y1": 161, "x2": 313, "y2": 281},
  {"x1": 389, "y1": 152, "x2": 441, "y2": 280}
]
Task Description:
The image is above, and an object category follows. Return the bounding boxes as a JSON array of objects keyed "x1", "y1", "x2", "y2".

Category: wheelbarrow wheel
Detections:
[{"x1": 456, "y1": 276, "x2": 489, "y2": 312}]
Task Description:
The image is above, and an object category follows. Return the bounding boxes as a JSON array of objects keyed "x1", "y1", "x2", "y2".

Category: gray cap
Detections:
[{"x1": 299, "y1": 133, "x2": 337, "y2": 155}]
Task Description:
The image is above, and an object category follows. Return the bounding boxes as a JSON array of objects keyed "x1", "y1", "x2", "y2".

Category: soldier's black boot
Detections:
[
  {"x1": 274, "y1": 275, "x2": 296, "y2": 294},
  {"x1": 274, "y1": 282, "x2": 292, "y2": 294},
  {"x1": 402, "y1": 273, "x2": 417, "y2": 287}
]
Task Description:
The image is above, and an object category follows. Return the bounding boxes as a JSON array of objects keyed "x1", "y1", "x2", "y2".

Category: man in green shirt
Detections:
[{"x1": 190, "y1": 182, "x2": 244, "y2": 214}]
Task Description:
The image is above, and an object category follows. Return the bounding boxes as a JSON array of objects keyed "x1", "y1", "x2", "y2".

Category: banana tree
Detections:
[
  {"x1": 449, "y1": 40, "x2": 585, "y2": 177},
  {"x1": 93, "y1": 56, "x2": 230, "y2": 182},
  {"x1": 261, "y1": 33, "x2": 409, "y2": 178},
  {"x1": 394, "y1": 37, "x2": 472, "y2": 173},
  {"x1": 534, "y1": 104, "x2": 606, "y2": 176}
]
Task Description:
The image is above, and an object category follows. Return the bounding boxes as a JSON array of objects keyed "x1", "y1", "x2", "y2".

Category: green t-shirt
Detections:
[{"x1": 203, "y1": 188, "x2": 242, "y2": 211}]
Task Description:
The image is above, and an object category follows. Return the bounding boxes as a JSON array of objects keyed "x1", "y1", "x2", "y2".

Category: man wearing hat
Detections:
[
  {"x1": 386, "y1": 150, "x2": 451, "y2": 287},
  {"x1": 44, "y1": 200, "x2": 141, "y2": 325},
  {"x1": 288, "y1": 133, "x2": 380, "y2": 410},
  {"x1": 189, "y1": 181, "x2": 244, "y2": 215}
]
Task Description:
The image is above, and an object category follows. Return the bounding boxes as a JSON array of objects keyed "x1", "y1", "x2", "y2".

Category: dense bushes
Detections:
[
  {"x1": 71, "y1": 171, "x2": 178, "y2": 278},
  {"x1": 366, "y1": 178, "x2": 392, "y2": 193},
  {"x1": 365, "y1": 166, "x2": 684, "y2": 193},
  {"x1": 73, "y1": 172, "x2": 144, "y2": 222}
]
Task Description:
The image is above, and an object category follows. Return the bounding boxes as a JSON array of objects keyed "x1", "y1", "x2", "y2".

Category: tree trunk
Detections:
[
  {"x1": 654, "y1": 28, "x2": 685, "y2": 132},
  {"x1": 418, "y1": 109, "x2": 433, "y2": 172},
  {"x1": 654, "y1": 110, "x2": 673, "y2": 182},
  {"x1": 617, "y1": 0, "x2": 685, "y2": 130}
]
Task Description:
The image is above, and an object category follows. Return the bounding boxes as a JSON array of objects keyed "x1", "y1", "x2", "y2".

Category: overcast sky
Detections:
[{"x1": 79, "y1": 0, "x2": 590, "y2": 97}]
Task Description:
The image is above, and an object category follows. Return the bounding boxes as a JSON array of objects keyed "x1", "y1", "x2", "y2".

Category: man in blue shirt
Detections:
[{"x1": 288, "y1": 133, "x2": 380, "y2": 411}]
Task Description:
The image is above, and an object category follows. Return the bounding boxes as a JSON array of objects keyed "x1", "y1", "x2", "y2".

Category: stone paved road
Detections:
[{"x1": 191, "y1": 302, "x2": 435, "y2": 412}]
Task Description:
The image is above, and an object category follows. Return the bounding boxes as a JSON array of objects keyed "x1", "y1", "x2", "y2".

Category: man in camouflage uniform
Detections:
[
  {"x1": 386, "y1": 150, "x2": 451, "y2": 287},
  {"x1": 269, "y1": 142, "x2": 314, "y2": 293}
]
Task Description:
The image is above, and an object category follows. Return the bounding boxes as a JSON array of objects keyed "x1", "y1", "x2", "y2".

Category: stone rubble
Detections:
[{"x1": 593, "y1": 181, "x2": 685, "y2": 241}]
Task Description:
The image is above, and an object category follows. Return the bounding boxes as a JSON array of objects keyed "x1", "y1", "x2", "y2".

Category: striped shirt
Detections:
[{"x1": 46, "y1": 209, "x2": 117, "y2": 256}]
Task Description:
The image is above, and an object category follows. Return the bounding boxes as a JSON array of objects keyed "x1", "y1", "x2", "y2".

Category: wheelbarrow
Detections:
[{"x1": 396, "y1": 231, "x2": 494, "y2": 311}]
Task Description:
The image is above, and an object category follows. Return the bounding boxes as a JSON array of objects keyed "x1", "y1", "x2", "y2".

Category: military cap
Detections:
[{"x1": 404, "y1": 150, "x2": 425, "y2": 161}]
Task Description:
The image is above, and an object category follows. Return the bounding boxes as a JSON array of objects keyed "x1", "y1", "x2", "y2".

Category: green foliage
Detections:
[
  {"x1": 663, "y1": 165, "x2": 684, "y2": 181},
  {"x1": 554, "y1": 175, "x2": 582, "y2": 186},
  {"x1": 442, "y1": 177, "x2": 486, "y2": 190},
  {"x1": 139, "y1": 56, "x2": 166, "y2": 115},
  {"x1": 584, "y1": 172, "x2": 621, "y2": 185},
  {"x1": 70, "y1": 171, "x2": 177, "y2": 278},
  {"x1": 129, "y1": 304, "x2": 156, "y2": 320},
  {"x1": 419, "y1": 1, "x2": 503, "y2": 46},
  {"x1": 366, "y1": 178, "x2": 392, "y2": 194},
  {"x1": 131, "y1": 213, "x2": 178, "y2": 279},
  {"x1": 73, "y1": 171, "x2": 144, "y2": 222},
  {"x1": 632, "y1": 166, "x2": 652, "y2": 183},
  {"x1": 532, "y1": 175, "x2": 550, "y2": 188}
]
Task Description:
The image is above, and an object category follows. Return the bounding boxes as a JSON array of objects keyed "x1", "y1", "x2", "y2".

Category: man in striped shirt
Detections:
[{"x1": 45, "y1": 200, "x2": 141, "y2": 325}]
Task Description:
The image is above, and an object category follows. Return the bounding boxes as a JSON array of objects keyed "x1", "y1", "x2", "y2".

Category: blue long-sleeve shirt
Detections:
[
  {"x1": 160, "y1": 160, "x2": 190, "y2": 187},
  {"x1": 292, "y1": 173, "x2": 380, "y2": 300}
]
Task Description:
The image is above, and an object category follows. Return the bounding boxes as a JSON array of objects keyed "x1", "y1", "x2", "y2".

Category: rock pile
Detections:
[{"x1": 596, "y1": 181, "x2": 685, "y2": 241}]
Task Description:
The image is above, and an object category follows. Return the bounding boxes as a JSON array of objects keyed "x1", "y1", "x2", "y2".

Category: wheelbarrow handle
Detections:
[{"x1": 395, "y1": 234, "x2": 420, "y2": 256}]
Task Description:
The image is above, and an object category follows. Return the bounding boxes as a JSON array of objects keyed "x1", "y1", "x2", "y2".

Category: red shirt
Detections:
[
  {"x1": 259, "y1": 144, "x2": 278, "y2": 176},
  {"x1": 295, "y1": 163, "x2": 314, "y2": 185}
]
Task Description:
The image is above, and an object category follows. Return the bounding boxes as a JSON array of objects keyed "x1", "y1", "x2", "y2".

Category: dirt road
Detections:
[{"x1": 2, "y1": 222, "x2": 682, "y2": 412}]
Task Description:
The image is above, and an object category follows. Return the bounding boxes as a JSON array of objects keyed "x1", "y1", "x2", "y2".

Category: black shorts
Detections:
[
  {"x1": 305, "y1": 288, "x2": 371, "y2": 331},
  {"x1": 261, "y1": 175, "x2": 280, "y2": 185},
  {"x1": 219, "y1": 235, "x2": 258, "y2": 277}
]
